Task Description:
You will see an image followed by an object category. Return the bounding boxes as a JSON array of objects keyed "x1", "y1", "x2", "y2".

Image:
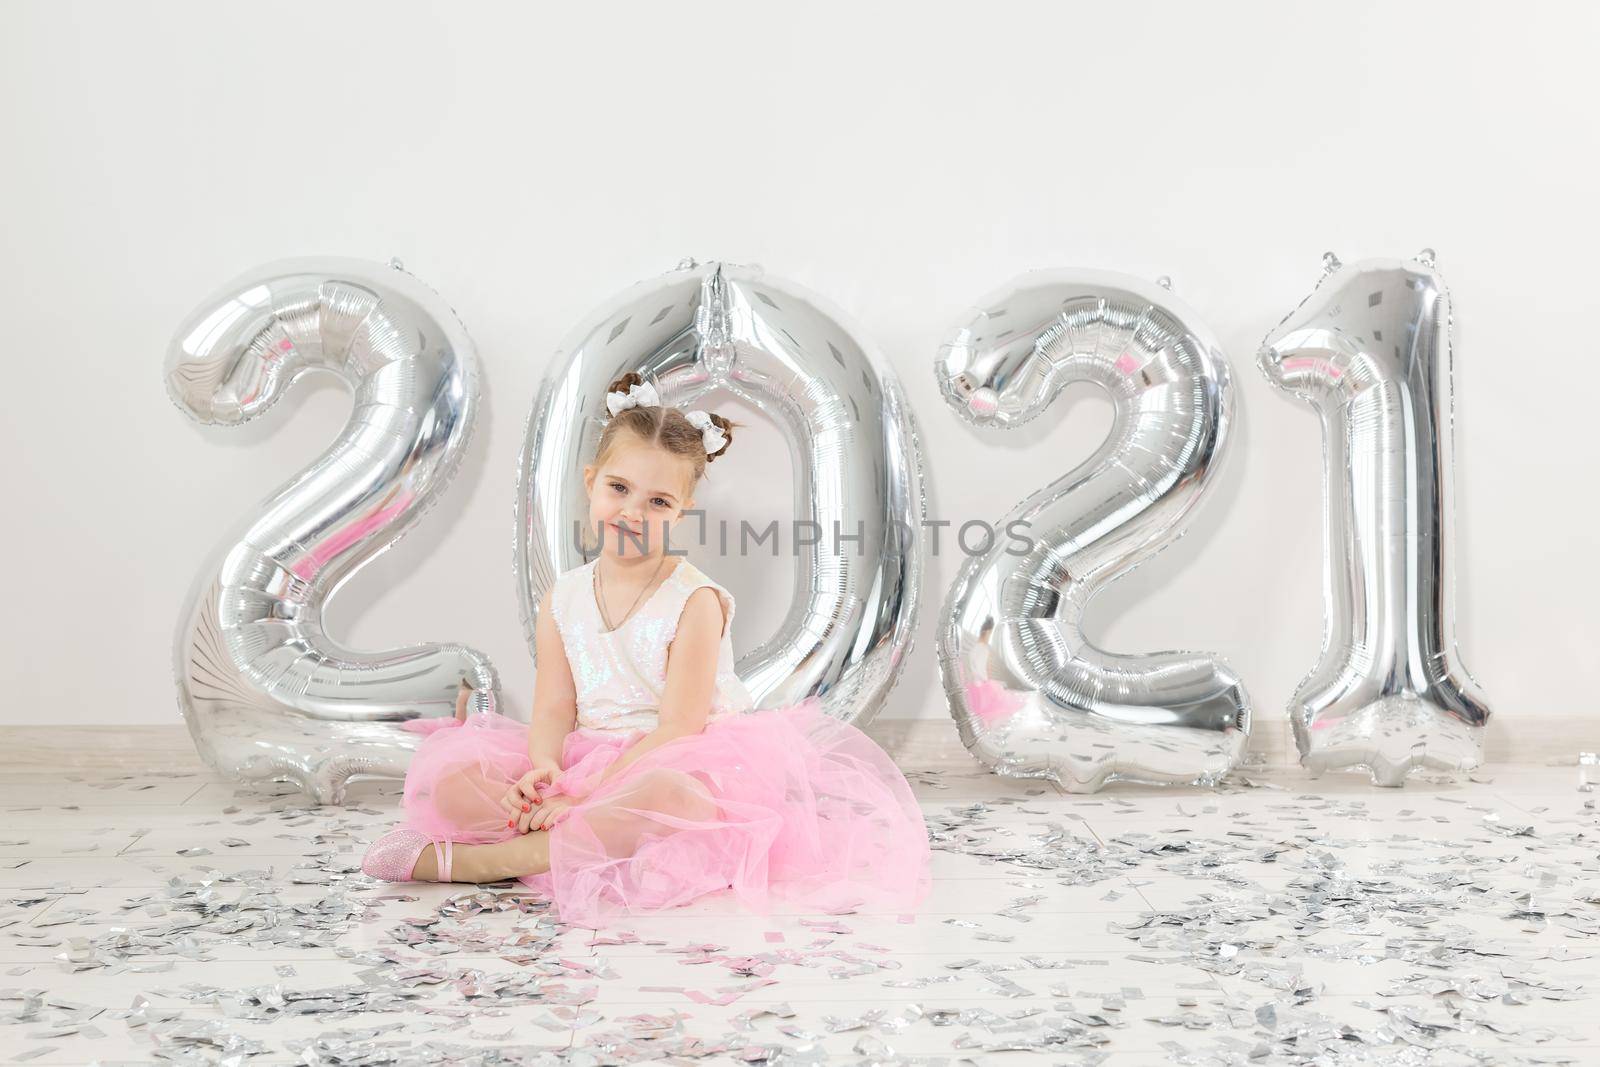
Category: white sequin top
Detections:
[{"x1": 550, "y1": 557, "x2": 756, "y2": 733}]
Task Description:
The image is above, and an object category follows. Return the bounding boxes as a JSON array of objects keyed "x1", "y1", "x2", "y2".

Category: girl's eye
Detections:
[
  {"x1": 652, "y1": 498, "x2": 669, "y2": 508},
  {"x1": 610, "y1": 483, "x2": 626, "y2": 494}
]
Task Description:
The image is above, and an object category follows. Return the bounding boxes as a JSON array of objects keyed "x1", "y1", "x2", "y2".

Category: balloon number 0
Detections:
[{"x1": 512, "y1": 260, "x2": 925, "y2": 727}]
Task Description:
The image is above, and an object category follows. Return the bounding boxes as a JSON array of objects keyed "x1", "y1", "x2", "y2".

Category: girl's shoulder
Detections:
[
  {"x1": 560, "y1": 558, "x2": 599, "y2": 581},
  {"x1": 547, "y1": 558, "x2": 598, "y2": 629},
  {"x1": 551, "y1": 559, "x2": 597, "y2": 597},
  {"x1": 670, "y1": 558, "x2": 731, "y2": 597},
  {"x1": 667, "y1": 559, "x2": 736, "y2": 636}
]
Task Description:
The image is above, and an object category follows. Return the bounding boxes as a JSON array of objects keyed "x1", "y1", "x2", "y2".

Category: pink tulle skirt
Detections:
[{"x1": 395, "y1": 700, "x2": 932, "y2": 929}]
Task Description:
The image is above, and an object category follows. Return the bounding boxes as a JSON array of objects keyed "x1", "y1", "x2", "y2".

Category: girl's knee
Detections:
[
  {"x1": 433, "y1": 766, "x2": 509, "y2": 832},
  {"x1": 631, "y1": 768, "x2": 717, "y2": 821}
]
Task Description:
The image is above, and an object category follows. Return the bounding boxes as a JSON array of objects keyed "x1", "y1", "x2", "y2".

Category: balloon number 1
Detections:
[
  {"x1": 164, "y1": 257, "x2": 498, "y2": 804},
  {"x1": 1258, "y1": 251, "x2": 1491, "y2": 785}
]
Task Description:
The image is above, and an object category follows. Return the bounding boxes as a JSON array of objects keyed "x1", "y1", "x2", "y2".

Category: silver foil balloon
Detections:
[
  {"x1": 514, "y1": 259, "x2": 925, "y2": 725},
  {"x1": 934, "y1": 269, "x2": 1250, "y2": 792},
  {"x1": 1259, "y1": 250, "x2": 1491, "y2": 785},
  {"x1": 166, "y1": 257, "x2": 499, "y2": 805}
]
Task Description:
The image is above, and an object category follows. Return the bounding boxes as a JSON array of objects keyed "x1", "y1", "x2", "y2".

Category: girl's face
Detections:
[{"x1": 583, "y1": 441, "x2": 696, "y2": 561}]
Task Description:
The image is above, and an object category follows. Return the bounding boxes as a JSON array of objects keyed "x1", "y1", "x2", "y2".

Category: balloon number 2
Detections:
[
  {"x1": 933, "y1": 269, "x2": 1251, "y2": 793},
  {"x1": 164, "y1": 257, "x2": 498, "y2": 804}
]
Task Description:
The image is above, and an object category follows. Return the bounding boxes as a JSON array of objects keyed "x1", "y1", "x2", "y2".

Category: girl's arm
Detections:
[
  {"x1": 588, "y1": 587, "x2": 725, "y2": 790},
  {"x1": 528, "y1": 587, "x2": 578, "y2": 764}
]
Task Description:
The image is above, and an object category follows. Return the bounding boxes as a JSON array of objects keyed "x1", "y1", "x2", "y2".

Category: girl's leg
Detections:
[
  {"x1": 421, "y1": 760, "x2": 546, "y2": 882},
  {"x1": 580, "y1": 767, "x2": 718, "y2": 856},
  {"x1": 416, "y1": 767, "x2": 713, "y2": 883},
  {"x1": 411, "y1": 830, "x2": 551, "y2": 883}
]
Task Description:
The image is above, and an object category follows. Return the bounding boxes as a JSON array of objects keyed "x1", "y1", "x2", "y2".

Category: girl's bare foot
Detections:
[{"x1": 411, "y1": 831, "x2": 551, "y2": 883}]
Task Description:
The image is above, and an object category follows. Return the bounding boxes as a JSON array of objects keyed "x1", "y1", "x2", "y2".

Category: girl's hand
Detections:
[
  {"x1": 516, "y1": 792, "x2": 584, "y2": 833},
  {"x1": 501, "y1": 758, "x2": 563, "y2": 822}
]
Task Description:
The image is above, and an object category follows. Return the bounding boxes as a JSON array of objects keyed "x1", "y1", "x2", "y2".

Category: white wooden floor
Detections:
[{"x1": 2, "y1": 761, "x2": 1596, "y2": 1064}]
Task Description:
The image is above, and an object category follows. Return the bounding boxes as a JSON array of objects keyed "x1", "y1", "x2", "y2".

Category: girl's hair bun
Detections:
[
  {"x1": 604, "y1": 370, "x2": 648, "y2": 399},
  {"x1": 703, "y1": 412, "x2": 736, "y2": 464}
]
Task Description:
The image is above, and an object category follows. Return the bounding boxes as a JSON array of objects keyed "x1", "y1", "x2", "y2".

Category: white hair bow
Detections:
[
  {"x1": 605, "y1": 379, "x2": 660, "y2": 416},
  {"x1": 684, "y1": 410, "x2": 728, "y2": 456}
]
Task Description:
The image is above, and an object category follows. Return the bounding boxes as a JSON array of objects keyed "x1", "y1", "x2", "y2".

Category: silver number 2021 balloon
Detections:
[
  {"x1": 165, "y1": 257, "x2": 498, "y2": 804},
  {"x1": 514, "y1": 259, "x2": 925, "y2": 725},
  {"x1": 934, "y1": 270, "x2": 1251, "y2": 792},
  {"x1": 1259, "y1": 251, "x2": 1491, "y2": 785}
]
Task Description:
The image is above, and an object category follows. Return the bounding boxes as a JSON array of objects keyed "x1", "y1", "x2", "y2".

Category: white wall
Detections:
[{"x1": 4, "y1": 0, "x2": 1597, "y2": 742}]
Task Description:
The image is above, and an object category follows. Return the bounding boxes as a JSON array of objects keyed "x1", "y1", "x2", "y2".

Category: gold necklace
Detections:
[{"x1": 595, "y1": 553, "x2": 668, "y2": 632}]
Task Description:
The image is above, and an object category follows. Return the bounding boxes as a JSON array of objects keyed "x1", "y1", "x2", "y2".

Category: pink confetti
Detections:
[
  {"x1": 965, "y1": 677, "x2": 1024, "y2": 726},
  {"x1": 586, "y1": 932, "x2": 635, "y2": 947},
  {"x1": 684, "y1": 978, "x2": 780, "y2": 1005}
]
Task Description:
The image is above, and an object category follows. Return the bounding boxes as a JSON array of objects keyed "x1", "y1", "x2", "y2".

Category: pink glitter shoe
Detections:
[{"x1": 361, "y1": 825, "x2": 454, "y2": 882}]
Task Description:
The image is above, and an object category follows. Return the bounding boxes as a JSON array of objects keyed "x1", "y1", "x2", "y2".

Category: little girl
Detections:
[{"x1": 361, "y1": 372, "x2": 933, "y2": 928}]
